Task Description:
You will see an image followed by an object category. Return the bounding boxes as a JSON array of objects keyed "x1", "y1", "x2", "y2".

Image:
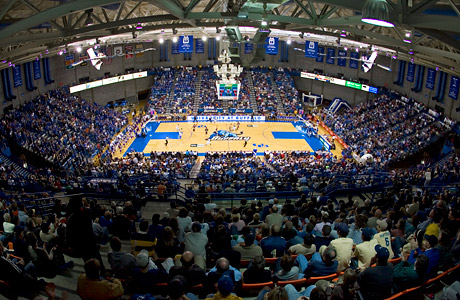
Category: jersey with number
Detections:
[{"x1": 373, "y1": 230, "x2": 394, "y2": 259}]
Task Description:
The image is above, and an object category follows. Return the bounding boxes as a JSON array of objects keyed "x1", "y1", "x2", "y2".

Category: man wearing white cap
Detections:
[{"x1": 372, "y1": 220, "x2": 394, "y2": 259}]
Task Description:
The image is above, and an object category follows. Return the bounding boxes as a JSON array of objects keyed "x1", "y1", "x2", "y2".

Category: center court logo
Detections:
[{"x1": 208, "y1": 130, "x2": 251, "y2": 141}]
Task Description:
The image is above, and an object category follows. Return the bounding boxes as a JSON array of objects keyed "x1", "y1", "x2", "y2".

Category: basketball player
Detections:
[
  {"x1": 206, "y1": 139, "x2": 211, "y2": 147},
  {"x1": 244, "y1": 140, "x2": 247, "y2": 147},
  {"x1": 205, "y1": 126, "x2": 208, "y2": 135},
  {"x1": 165, "y1": 137, "x2": 168, "y2": 146}
]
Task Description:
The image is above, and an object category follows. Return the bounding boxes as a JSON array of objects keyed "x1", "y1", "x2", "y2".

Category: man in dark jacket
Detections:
[
  {"x1": 357, "y1": 245, "x2": 393, "y2": 300},
  {"x1": 169, "y1": 251, "x2": 206, "y2": 287}
]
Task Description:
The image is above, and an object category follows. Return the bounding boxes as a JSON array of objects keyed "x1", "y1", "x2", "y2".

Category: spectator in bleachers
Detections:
[
  {"x1": 272, "y1": 254, "x2": 300, "y2": 282},
  {"x1": 314, "y1": 225, "x2": 334, "y2": 250},
  {"x1": 288, "y1": 234, "x2": 316, "y2": 256},
  {"x1": 131, "y1": 220, "x2": 157, "y2": 256},
  {"x1": 407, "y1": 234, "x2": 440, "y2": 278},
  {"x1": 184, "y1": 222, "x2": 208, "y2": 269},
  {"x1": 243, "y1": 255, "x2": 272, "y2": 284},
  {"x1": 303, "y1": 246, "x2": 338, "y2": 278},
  {"x1": 233, "y1": 233, "x2": 262, "y2": 260},
  {"x1": 357, "y1": 245, "x2": 393, "y2": 300},
  {"x1": 178, "y1": 207, "x2": 193, "y2": 242},
  {"x1": 108, "y1": 236, "x2": 136, "y2": 279},
  {"x1": 155, "y1": 226, "x2": 182, "y2": 259},
  {"x1": 373, "y1": 220, "x2": 394, "y2": 259},
  {"x1": 206, "y1": 257, "x2": 242, "y2": 292},
  {"x1": 169, "y1": 251, "x2": 206, "y2": 287},
  {"x1": 261, "y1": 224, "x2": 286, "y2": 257},
  {"x1": 352, "y1": 227, "x2": 377, "y2": 270},
  {"x1": 393, "y1": 253, "x2": 429, "y2": 293},
  {"x1": 77, "y1": 258, "x2": 124, "y2": 300},
  {"x1": 330, "y1": 222, "x2": 354, "y2": 272},
  {"x1": 206, "y1": 275, "x2": 242, "y2": 300},
  {"x1": 265, "y1": 206, "x2": 283, "y2": 227},
  {"x1": 131, "y1": 249, "x2": 169, "y2": 293}
]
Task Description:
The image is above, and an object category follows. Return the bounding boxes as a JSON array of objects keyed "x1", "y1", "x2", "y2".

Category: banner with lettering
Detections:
[
  {"x1": 426, "y1": 68, "x2": 436, "y2": 90},
  {"x1": 349, "y1": 52, "x2": 359, "y2": 69},
  {"x1": 265, "y1": 37, "x2": 279, "y2": 55},
  {"x1": 65, "y1": 54, "x2": 75, "y2": 70},
  {"x1": 33, "y1": 60, "x2": 41, "y2": 79},
  {"x1": 407, "y1": 63, "x2": 415, "y2": 82},
  {"x1": 316, "y1": 47, "x2": 324, "y2": 63},
  {"x1": 12, "y1": 65, "x2": 22, "y2": 87},
  {"x1": 337, "y1": 50, "x2": 347, "y2": 66},
  {"x1": 326, "y1": 48, "x2": 335, "y2": 64},
  {"x1": 196, "y1": 38, "x2": 204, "y2": 53},
  {"x1": 179, "y1": 35, "x2": 193, "y2": 53},
  {"x1": 172, "y1": 41, "x2": 179, "y2": 54},
  {"x1": 304, "y1": 41, "x2": 318, "y2": 58},
  {"x1": 449, "y1": 75, "x2": 459, "y2": 100},
  {"x1": 125, "y1": 45, "x2": 134, "y2": 59},
  {"x1": 245, "y1": 43, "x2": 253, "y2": 54}
]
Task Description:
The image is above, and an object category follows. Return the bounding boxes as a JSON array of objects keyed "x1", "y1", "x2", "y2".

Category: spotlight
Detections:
[
  {"x1": 344, "y1": 47, "x2": 347, "y2": 51},
  {"x1": 136, "y1": 23, "x2": 143, "y2": 30},
  {"x1": 159, "y1": 38, "x2": 164, "y2": 44},
  {"x1": 261, "y1": 20, "x2": 268, "y2": 26},
  {"x1": 356, "y1": 48, "x2": 359, "y2": 52},
  {"x1": 436, "y1": 67, "x2": 439, "y2": 71},
  {"x1": 202, "y1": 36, "x2": 207, "y2": 41},
  {"x1": 287, "y1": 39, "x2": 291, "y2": 45},
  {"x1": 76, "y1": 46, "x2": 82, "y2": 53},
  {"x1": 84, "y1": 9, "x2": 94, "y2": 26},
  {"x1": 58, "y1": 50, "x2": 64, "y2": 56},
  {"x1": 172, "y1": 37, "x2": 178, "y2": 43},
  {"x1": 216, "y1": 36, "x2": 221, "y2": 41},
  {"x1": 361, "y1": 0, "x2": 395, "y2": 27}
]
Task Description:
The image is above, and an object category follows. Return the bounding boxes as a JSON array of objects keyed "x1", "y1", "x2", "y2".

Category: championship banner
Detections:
[
  {"x1": 12, "y1": 65, "x2": 22, "y2": 87},
  {"x1": 179, "y1": 35, "x2": 193, "y2": 53},
  {"x1": 304, "y1": 41, "x2": 318, "y2": 58},
  {"x1": 245, "y1": 43, "x2": 253, "y2": 54},
  {"x1": 114, "y1": 46, "x2": 123, "y2": 56},
  {"x1": 265, "y1": 37, "x2": 279, "y2": 55},
  {"x1": 135, "y1": 44, "x2": 144, "y2": 57},
  {"x1": 337, "y1": 50, "x2": 347, "y2": 66},
  {"x1": 349, "y1": 51, "x2": 359, "y2": 69},
  {"x1": 407, "y1": 63, "x2": 415, "y2": 82},
  {"x1": 326, "y1": 48, "x2": 335, "y2": 64},
  {"x1": 125, "y1": 45, "x2": 134, "y2": 59},
  {"x1": 449, "y1": 76, "x2": 459, "y2": 100},
  {"x1": 65, "y1": 54, "x2": 75, "y2": 70},
  {"x1": 426, "y1": 68, "x2": 436, "y2": 90},
  {"x1": 316, "y1": 47, "x2": 324, "y2": 62},
  {"x1": 33, "y1": 60, "x2": 41, "y2": 79},
  {"x1": 196, "y1": 38, "x2": 204, "y2": 53},
  {"x1": 172, "y1": 41, "x2": 179, "y2": 54}
]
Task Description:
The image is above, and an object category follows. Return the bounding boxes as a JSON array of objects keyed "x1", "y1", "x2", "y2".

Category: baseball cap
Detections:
[
  {"x1": 361, "y1": 227, "x2": 373, "y2": 240},
  {"x1": 136, "y1": 249, "x2": 150, "y2": 268},
  {"x1": 218, "y1": 275, "x2": 234, "y2": 296},
  {"x1": 375, "y1": 244, "x2": 390, "y2": 260},
  {"x1": 336, "y1": 222, "x2": 349, "y2": 234},
  {"x1": 376, "y1": 219, "x2": 388, "y2": 231}
]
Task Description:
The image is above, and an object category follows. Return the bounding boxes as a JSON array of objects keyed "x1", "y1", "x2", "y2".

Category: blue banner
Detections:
[
  {"x1": 407, "y1": 63, "x2": 415, "y2": 82},
  {"x1": 326, "y1": 48, "x2": 335, "y2": 64},
  {"x1": 179, "y1": 35, "x2": 193, "y2": 53},
  {"x1": 337, "y1": 50, "x2": 347, "y2": 66},
  {"x1": 305, "y1": 41, "x2": 318, "y2": 58},
  {"x1": 33, "y1": 60, "x2": 41, "y2": 80},
  {"x1": 350, "y1": 52, "x2": 359, "y2": 69},
  {"x1": 316, "y1": 47, "x2": 324, "y2": 62},
  {"x1": 196, "y1": 38, "x2": 204, "y2": 53},
  {"x1": 245, "y1": 43, "x2": 253, "y2": 54},
  {"x1": 265, "y1": 37, "x2": 279, "y2": 55},
  {"x1": 171, "y1": 41, "x2": 179, "y2": 54},
  {"x1": 449, "y1": 76, "x2": 460, "y2": 100},
  {"x1": 12, "y1": 65, "x2": 22, "y2": 87},
  {"x1": 426, "y1": 68, "x2": 436, "y2": 90}
]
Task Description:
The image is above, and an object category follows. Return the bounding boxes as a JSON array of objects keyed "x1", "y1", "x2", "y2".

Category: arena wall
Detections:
[{"x1": 8, "y1": 40, "x2": 456, "y2": 119}]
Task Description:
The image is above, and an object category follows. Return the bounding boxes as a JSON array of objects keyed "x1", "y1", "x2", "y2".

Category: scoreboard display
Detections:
[{"x1": 217, "y1": 83, "x2": 240, "y2": 100}]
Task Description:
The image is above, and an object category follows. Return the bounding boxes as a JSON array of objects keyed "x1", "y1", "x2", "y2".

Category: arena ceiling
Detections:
[{"x1": 1, "y1": 0, "x2": 460, "y2": 75}]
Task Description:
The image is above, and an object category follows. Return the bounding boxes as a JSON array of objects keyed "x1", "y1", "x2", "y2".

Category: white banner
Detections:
[{"x1": 187, "y1": 115, "x2": 265, "y2": 122}]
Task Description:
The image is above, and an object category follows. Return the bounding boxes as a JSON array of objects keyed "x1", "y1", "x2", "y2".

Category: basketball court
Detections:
[{"x1": 114, "y1": 120, "x2": 344, "y2": 158}]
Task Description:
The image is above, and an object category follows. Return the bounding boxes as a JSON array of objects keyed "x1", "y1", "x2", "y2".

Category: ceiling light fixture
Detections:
[
  {"x1": 159, "y1": 38, "x2": 164, "y2": 44},
  {"x1": 216, "y1": 36, "x2": 221, "y2": 41},
  {"x1": 202, "y1": 36, "x2": 207, "y2": 41},
  {"x1": 261, "y1": 20, "x2": 268, "y2": 26},
  {"x1": 172, "y1": 37, "x2": 178, "y2": 43},
  {"x1": 361, "y1": 0, "x2": 395, "y2": 28},
  {"x1": 84, "y1": 9, "x2": 94, "y2": 26},
  {"x1": 287, "y1": 39, "x2": 291, "y2": 45},
  {"x1": 76, "y1": 46, "x2": 82, "y2": 53}
]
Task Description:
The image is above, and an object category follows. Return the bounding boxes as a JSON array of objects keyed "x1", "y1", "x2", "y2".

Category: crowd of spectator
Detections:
[
  {"x1": 274, "y1": 71, "x2": 299, "y2": 114},
  {"x1": 198, "y1": 68, "x2": 221, "y2": 111},
  {"x1": 172, "y1": 68, "x2": 197, "y2": 114},
  {"x1": 0, "y1": 90, "x2": 127, "y2": 170},
  {"x1": 228, "y1": 72, "x2": 252, "y2": 111},
  {"x1": 251, "y1": 70, "x2": 279, "y2": 115}
]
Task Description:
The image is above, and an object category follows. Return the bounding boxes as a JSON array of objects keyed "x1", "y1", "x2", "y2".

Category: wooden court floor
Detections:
[{"x1": 114, "y1": 121, "x2": 344, "y2": 158}]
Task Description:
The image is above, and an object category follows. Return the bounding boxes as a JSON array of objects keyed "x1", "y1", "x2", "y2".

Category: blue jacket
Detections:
[
  {"x1": 408, "y1": 247, "x2": 440, "y2": 278},
  {"x1": 260, "y1": 236, "x2": 286, "y2": 257}
]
